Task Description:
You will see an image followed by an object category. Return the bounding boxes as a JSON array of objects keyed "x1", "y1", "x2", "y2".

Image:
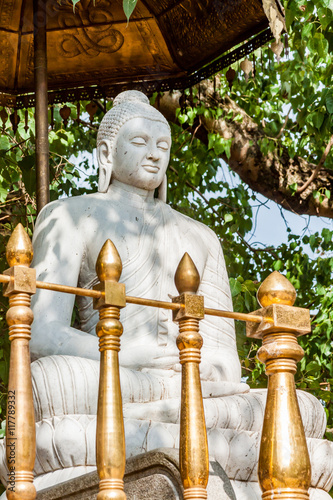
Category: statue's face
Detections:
[{"x1": 111, "y1": 117, "x2": 171, "y2": 190}]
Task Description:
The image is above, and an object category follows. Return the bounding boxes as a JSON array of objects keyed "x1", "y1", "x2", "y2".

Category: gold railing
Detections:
[
  {"x1": 2, "y1": 225, "x2": 36, "y2": 500},
  {"x1": 0, "y1": 224, "x2": 312, "y2": 500}
]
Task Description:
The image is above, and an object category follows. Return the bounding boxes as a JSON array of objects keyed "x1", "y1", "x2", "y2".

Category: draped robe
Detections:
[{"x1": 31, "y1": 181, "x2": 242, "y2": 391}]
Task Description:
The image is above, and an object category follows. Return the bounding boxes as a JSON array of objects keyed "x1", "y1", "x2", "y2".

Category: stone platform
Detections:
[{"x1": 36, "y1": 448, "x2": 236, "y2": 500}]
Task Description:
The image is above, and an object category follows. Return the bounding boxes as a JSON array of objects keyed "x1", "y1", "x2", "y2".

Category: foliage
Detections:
[
  {"x1": 167, "y1": 118, "x2": 333, "y2": 434},
  {"x1": 70, "y1": 0, "x2": 139, "y2": 21},
  {"x1": 0, "y1": 0, "x2": 333, "y2": 446},
  {"x1": 0, "y1": 105, "x2": 99, "y2": 417},
  {"x1": 231, "y1": 0, "x2": 333, "y2": 175},
  {"x1": 164, "y1": 0, "x2": 333, "y2": 439},
  {"x1": 165, "y1": 0, "x2": 333, "y2": 436}
]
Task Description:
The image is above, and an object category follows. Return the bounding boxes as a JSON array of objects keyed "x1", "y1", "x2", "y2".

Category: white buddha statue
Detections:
[
  {"x1": 29, "y1": 90, "x2": 246, "y2": 402},
  {"x1": 0, "y1": 91, "x2": 331, "y2": 498}
]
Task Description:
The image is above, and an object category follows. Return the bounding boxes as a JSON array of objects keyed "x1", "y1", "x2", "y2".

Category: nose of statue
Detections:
[{"x1": 147, "y1": 149, "x2": 159, "y2": 161}]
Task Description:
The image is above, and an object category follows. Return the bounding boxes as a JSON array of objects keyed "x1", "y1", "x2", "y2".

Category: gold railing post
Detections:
[
  {"x1": 93, "y1": 239, "x2": 127, "y2": 500},
  {"x1": 3, "y1": 224, "x2": 36, "y2": 500},
  {"x1": 246, "y1": 271, "x2": 311, "y2": 500},
  {"x1": 172, "y1": 253, "x2": 208, "y2": 500}
]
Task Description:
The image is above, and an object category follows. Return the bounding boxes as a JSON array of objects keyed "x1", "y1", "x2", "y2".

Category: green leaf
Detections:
[
  {"x1": 207, "y1": 133, "x2": 215, "y2": 150},
  {"x1": 312, "y1": 111, "x2": 325, "y2": 130},
  {"x1": 308, "y1": 33, "x2": 328, "y2": 59},
  {"x1": 320, "y1": 0, "x2": 333, "y2": 10},
  {"x1": 234, "y1": 113, "x2": 243, "y2": 123},
  {"x1": 123, "y1": 0, "x2": 138, "y2": 21},
  {"x1": 204, "y1": 109, "x2": 212, "y2": 119},
  {"x1": 0, "y1": 137, "x2": 9, "y2": 150},
  {"x1": 187, "y1": 109, "x2": 197, "y2": 125},
  {"x1": 305, "y1": 361, "x2": 321, "y2": 373},
  {"x1": 289, "y1": 182, "x2": 298, "y2": 194},
  {"x1": 229, "y1": 278, "x2": 242, "y2": 297},
  {"x1": 309, "y1": 234, "x2": 317, "y2": 251},
  {"x1": 224, "y1": 213, "x2": 233, "y2": 223},
  {"x1": 0, "y1": 186, "x2": 7, "y2": 203},
  {"x1": 178, "y1": 114, "x2": 188, "y2": 125},
  {"x1": 213, "y1": 138, "x2": 233, "y2": 159},
  {"x1": 273, "y1": 260, "x2": 284, "y2": 271},
  {"x1": 301, "y1": 23, "x2": 313, "y2": 38},
  {"x1": 19, "y1": 156, "x2": 35, "y2": 196},
  {"x1": 322, "y1": 228, "x2": 332, "y2": 244},
  {"x1": 326, "y1": 90, "x2": 333, "y2": 114},
  {"x1": 244, "y1": 291, "x2": 252, "y2": 311},
  {"x1": 71, "y1": 0, "x2": 81, "y2": 11},
  {"x1": 223, "y1": 139, "x2": 233, "y2": 159}
]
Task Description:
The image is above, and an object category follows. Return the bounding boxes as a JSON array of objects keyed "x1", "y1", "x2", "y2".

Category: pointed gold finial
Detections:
[
  {"x1": 6, "y1": 223, "x2": 33, "y2": 267},
  {"x1": 257, "y1": 271, "x2": 296, "y2": 308},
  {"x1": 96, "y1": 239, "x2": 122, "y2": 283},
  {"x1": 174, "y1": 253, "x2": 200, "y2": 294}
]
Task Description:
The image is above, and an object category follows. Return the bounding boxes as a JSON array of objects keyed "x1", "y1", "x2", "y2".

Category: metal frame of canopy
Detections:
[{"x1": 0, "y1": 0, "x2": 284, "y2": 214}]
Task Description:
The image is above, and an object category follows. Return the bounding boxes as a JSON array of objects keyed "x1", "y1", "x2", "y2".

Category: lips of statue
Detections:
[{"x1": 111, "y1": 117, "x2": 171, "y2": 190}]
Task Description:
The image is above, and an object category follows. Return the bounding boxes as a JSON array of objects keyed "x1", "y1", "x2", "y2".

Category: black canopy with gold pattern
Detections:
[
  {"x1": 0, "y1": 0, "x2": 283, "y2": 108},
  {"x1": 0, "y1": 0, "x2": 284, "y2": 212}
]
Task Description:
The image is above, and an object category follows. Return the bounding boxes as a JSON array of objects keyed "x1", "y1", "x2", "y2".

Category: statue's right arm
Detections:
[{"x1": 30, "y1": 200, "x2": 99, "y2": 361}]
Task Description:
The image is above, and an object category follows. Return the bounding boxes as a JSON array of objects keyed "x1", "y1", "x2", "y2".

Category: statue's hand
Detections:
[
  {"x1": 123, "y1": 398, "x2": 180, "y2": 423},
  {"x1": 200, "y1": 360, "x2": 222, "y2": 381},
  {"x1": 168, "y1": 359, "x2": 230, "y2": 382}
]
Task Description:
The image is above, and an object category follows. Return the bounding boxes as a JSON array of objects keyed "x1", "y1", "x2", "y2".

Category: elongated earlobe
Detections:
[
  {"x1": 157, "y1": 174, "x2": 167, "y2": 202},
  {"x1": 96, "y1": 141, "x2": 112, "y2": 193}
]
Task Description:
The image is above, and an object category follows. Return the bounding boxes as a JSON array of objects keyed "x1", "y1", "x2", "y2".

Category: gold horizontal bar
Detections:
[
  {"x1": 36, "y1": 280, "x2": 102, "y2": 299},
  {"x1": 205, "y1": 307, "x2": 265, "y2": 323},
  {"x1": 0, "y1": 273, "x2": 266, "y2": 323},
  {"x1": 127, "y1": 296, "x2": 265, "y2": 323},
  {"x1": 126, "y1": 295, "x2": 181, "y2": 311},
  {"x1": 0, "y1": 273, "x2": 102, "y2": 298}
]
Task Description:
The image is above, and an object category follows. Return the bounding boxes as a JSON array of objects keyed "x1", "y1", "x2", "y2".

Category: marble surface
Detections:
[{"x1": 34, "y1": 449, "x2": 235, "y2": 500}]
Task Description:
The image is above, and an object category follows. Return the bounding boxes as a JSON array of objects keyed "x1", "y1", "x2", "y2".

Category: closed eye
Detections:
[
  {"x1": 157, "y1": 141, "x2": 169, "y2": 151},
  {"x1": 131, "y1": 137, "x2": 147, "y2": 146}
]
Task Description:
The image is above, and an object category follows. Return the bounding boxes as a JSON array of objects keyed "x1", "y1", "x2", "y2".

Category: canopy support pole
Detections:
[{"x1": 33, "y1": 0, "x2": 49, "y2": 214}]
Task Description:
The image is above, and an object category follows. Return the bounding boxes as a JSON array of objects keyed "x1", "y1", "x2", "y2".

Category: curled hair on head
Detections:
[{"x1": 97, "y1": 90, "x2": 170, "y2": 148}]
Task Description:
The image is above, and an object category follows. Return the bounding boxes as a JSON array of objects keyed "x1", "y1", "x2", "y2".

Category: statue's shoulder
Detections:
[
  {"x1": 36, "y1": 192, "x2": 105, "y2": 223},
  {"x1": 33, "y1": 193, "x2": 109, "y2": 248}
]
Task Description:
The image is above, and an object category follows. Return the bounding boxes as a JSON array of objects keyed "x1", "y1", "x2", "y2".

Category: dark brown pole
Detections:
[{"x1": 33, "y1": 0, "x2": 49, "y2": 214}]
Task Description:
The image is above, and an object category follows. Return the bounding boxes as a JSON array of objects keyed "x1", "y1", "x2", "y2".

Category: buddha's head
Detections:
[{"x1": 97, "y1": 90, "x2": 171, "y2": 198}]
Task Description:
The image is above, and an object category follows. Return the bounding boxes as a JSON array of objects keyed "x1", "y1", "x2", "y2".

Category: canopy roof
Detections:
[{"x1": 0, "y1": 0, "x2": 283, "y2": 108}]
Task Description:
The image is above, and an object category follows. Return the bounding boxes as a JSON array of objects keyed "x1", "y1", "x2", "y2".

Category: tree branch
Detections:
[
  {"x1": 297, "y1": 135, "x2": 333, "y2": 194},
  {"x1": 276, "y1": 106, "x2": 291, "y2": 140},
  {"x1": 157, "y1": 83, "x2": 333, "y2": 219},
  {"x1": 168, "y1": 164, "x2": 234, "y2": 210}
]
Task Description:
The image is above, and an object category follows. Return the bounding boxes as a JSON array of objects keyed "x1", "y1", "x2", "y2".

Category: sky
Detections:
[
  {"x1": 249, "y1": 193, "x2": 332, "y2": 247},
  {"x1": 218, "y1": 161, "x2": 333, "y2": 249}
]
